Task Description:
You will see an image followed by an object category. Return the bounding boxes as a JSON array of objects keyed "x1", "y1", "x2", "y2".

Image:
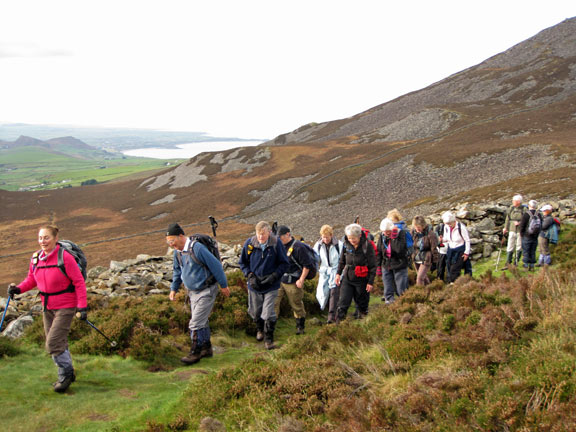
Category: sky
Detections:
[{"x1": 0, "y1": 1, "x2": 574, "y2": 140}]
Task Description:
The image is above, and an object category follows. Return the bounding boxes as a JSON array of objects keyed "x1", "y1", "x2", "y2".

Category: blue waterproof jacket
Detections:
[
  {"x1": 239, "y1": 234, "x2": 289, "y2": 293},
  {"x1": 171, "y1": 240, "x2": 228, "y2": 292}
]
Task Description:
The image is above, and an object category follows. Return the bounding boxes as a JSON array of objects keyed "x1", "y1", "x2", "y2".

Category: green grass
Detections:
[
  {"x1": 0, "y1": 147, "x2": 184, "y2": 191},
  {"x1": 0, "y1": 336, "x2": 262, "y2": 432}
]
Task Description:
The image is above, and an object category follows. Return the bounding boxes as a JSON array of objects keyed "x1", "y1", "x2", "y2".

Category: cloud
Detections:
[{"x1": 0, "y1": 42, "x2": 73, "y2": 58}]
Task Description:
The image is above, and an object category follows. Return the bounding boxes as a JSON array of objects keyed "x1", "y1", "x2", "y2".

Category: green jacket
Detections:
[{"x1": 504, "y1": 205, "x2": 526, "y2": 232}]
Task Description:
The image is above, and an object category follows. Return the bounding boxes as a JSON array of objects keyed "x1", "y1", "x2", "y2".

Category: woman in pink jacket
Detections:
[{"x1": 8, "y1": 225, "x2": 87, "y2": 393}]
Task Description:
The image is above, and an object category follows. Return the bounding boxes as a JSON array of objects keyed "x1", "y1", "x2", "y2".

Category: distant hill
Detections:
[
  {"x1": 0, "y1": 135, "x2": 114, "y2": 159},
  {"x1": 1, "y1": 17, "x2": 575, "y2": 290}
]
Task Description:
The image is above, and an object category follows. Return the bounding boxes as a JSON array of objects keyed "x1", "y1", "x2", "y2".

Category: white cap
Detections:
[{"x1": 540, "y1": 204, "x2": 553, "y2": 212}]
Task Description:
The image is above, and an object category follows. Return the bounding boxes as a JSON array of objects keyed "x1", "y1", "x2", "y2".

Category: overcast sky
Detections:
[{"x1": 1, "y1": 1, "x2": 574, "y2": 139}]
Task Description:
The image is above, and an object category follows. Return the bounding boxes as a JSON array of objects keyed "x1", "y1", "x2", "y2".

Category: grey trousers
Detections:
[
  {"x1": 187, "y1": 284, "x2": 219, "y2": 332},
  {"x1": 248, "y1": 289, "x2": 278, "y2": 322}
]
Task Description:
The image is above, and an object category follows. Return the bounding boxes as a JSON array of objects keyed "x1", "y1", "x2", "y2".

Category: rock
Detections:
[
  {"x1": 148, "y1": 289, "x2": 169, "y2": 295},
  {"x1": 483, "y1": 243, "x2": 494, "y2": 258},
  {"x1": 1, "y1": 314, "x2": 34, "y2": 339},
  {"x1": 558, "y1": 199, "x2": 575, "y2": 210},
  {"x1": 481, "y1": 234, "x2": 500, "y2": 244},
  {"x1": 473, "y1": 218, "x2": 496, "y2": 233},
  {"x1": 110, "y1": 260, "x2": 128, "y2": 273},
  {"x1": 87, "y1": 266, "x2": 107, "y2": 279}
]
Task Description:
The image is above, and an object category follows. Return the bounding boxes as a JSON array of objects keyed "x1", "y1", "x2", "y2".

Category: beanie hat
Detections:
[
  {"x1": 166, "y1": 223, "x2": 185, "y2": 236},
  {"x1": 277, "y1": 225, "x2": 291, "y2": 236}
]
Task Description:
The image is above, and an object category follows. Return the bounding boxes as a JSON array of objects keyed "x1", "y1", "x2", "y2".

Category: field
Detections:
[{"x1": 0, "y1": 146, "x2": 183, "y2": 191}]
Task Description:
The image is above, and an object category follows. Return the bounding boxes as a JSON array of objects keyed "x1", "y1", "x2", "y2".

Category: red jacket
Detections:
[{"x1": 18, "y1": 244, "x2": 88, "y2": 310}]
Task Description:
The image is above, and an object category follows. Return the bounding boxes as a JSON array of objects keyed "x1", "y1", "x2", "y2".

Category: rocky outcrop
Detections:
[{"x1": 0, "y1": 243, "x2": 243, "y2": 339}]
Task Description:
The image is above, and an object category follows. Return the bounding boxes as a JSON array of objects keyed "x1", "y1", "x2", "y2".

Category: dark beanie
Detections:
[
  {"x1": 277, "y1": 225, "x2": 291, "y2": 236},
  {"x1": 166, "y1": 223, "x2": 185, "y2": 236}
]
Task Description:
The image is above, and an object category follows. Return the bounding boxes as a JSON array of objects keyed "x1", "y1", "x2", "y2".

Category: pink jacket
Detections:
[{"x1": 18, "y1": 244, "x2": 88, "y2": 310}]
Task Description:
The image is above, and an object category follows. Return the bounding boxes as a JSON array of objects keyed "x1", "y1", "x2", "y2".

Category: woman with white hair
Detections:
[
  {"x1": 442, "y1": 211, "x2": 471, "y2": 283},
  {"x1": 377, "y1": 218, "x2": 409, "y2": 304},
  {"x1": 518, "y1": 200, "x2": 542, "y2": 271},
  {"x1": 334, "y1": 223, "x2": 377, "y2": 321}
]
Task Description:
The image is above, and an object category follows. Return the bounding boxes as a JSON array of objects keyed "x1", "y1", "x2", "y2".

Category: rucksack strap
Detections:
[{"x1": 39, "y1": 284, "x2": 75, "y2": 311}]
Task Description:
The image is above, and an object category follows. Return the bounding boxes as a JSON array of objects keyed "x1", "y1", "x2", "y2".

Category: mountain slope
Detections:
[{"x1": 1, "y1": 17, "x2": 575, "y2": 290}]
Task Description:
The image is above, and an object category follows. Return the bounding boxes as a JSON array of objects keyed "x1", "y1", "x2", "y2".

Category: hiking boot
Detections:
[
  {"x1": 53, "y1": 373, "x2": 75, "y2": 393},
  {"x1": 264, "y1": 319, "x2": 277, "y2": 350},
  {"x1": 181, "y1": 347, "x2": 202, "y2": 365},
  {"x1": 295, "y1": 318, "x2": 305, "y2": 335},
  {"x1": 200, "y1": 342, "x2": 213, "y2": 358},
  {"x1": 255, "y1": 318, "x2": 265, "y2": 341}
]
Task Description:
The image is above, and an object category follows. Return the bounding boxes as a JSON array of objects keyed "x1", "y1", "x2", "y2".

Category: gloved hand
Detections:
[
  {"x1": 247, "y1": 273, "x2": 259, "y2": 289},
  {"x1": 259, "y1": 272, "x2": 278, "y2": 286},
  {"x1": 77, "y1": 308, "x2": 88, "y2": 321},
  {"x1": 8, "y1": 284, "x2": 21, "y2": 299}
]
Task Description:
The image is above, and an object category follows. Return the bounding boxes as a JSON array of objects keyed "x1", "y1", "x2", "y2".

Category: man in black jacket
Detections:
[{"x1": 274, "y1": 226, "x2": 314, "y2": 335}]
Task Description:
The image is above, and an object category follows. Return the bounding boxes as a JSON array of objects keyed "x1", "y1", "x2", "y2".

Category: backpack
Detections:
[
  {"x1": 545, "y1": 218, "x2": 561, "y2": 244},
  {"x1": 287, "y1": 241, "x2": 319, "y2": 280},
  {"x1": 527, "y1": 212, "x2": 542, "y2": 235},
  {"x1": 33, "y1": 240, "x2": 88, "y2": 281},
  {"x1": 177, "y1": 234, "x2": 221, "y2": 284}
]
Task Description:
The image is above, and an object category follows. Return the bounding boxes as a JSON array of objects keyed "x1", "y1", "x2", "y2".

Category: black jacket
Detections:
[
  {"x1": 377, "y1": 230, "x2": 409, "y2": 271},
  {"x1": 337, "y1": 236, "x2": 377, "y2": 285},
  {"x1": 519, "y1": 209, "x2": 542, "y2": 238}
]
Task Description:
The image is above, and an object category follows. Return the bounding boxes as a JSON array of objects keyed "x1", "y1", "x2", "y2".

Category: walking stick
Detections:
[
  {"x1": 209, "y1": 216, "x2": 218, "y2": 237},
  {"x1": 76, "y1": 313, "x2": 118, "y2": 347},
  {"x1": 0, "y1": 296, "x2": 10, "y2": 333}
]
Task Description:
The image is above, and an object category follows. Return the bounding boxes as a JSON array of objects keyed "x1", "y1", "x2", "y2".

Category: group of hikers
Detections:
[{"x1": 6, "y1": 194, "x2": 561, "y2": 392}]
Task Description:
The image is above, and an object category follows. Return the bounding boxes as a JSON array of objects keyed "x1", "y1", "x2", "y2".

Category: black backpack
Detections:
[
  {"x1": 33, "y1": 240, "x2": 88, "y2": 280},
  {"x1": 287, "y1": 241, "x2": 320, "y2": 280}
]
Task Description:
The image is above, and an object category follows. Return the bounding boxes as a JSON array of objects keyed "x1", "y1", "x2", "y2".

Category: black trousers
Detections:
[{"x1": 337, "y1": 277, "x2": 369, "y2": 321}]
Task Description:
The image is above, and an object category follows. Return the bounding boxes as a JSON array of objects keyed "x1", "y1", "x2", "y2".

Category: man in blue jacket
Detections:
[
  {"x1": 239, "y1": 221, "x2": 289, "y2": 349},
  {"x1": 166, "y1": 223, "x2": 230, "y2": 365}
]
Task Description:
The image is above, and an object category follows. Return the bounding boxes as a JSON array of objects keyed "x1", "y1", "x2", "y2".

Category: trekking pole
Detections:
[
  {"x1": 76, "y1": 313, "x2": 117, "y2": 347},
  {"x1": 209, "y1": 216, "x2": 218, "y2": 237},
  {"x1": 0, "y1": 296, "x2": 10, "y2": 333},
  {"x1": 494, "y1": 234, "x2": 505, "y2": 271}
]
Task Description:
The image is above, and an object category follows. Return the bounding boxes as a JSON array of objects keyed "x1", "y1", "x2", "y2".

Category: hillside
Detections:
[
  {"x1": 1, "y1": 17, "x2": 576, "y2": 290},
  {"x1": 1, "y1": 225, "x2": 575, "y2": 431}
]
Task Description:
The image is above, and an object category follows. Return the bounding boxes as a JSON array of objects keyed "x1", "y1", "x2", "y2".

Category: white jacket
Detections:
[
  {"x1": 314, "y1": 239, "x2": 343, "y2": 309},
  {"x1": 443, "y1": 222, "x2": 471, "y2": 255}
]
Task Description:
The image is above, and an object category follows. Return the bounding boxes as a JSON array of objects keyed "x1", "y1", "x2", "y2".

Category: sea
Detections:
[{"x1": 122, "y1": 140, "x2": 264, "y2": 159}]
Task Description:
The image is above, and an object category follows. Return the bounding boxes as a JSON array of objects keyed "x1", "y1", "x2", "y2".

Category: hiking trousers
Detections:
[
  {"x1": 382, "y1": 267, "x2": 409, "y2": 303},
  {"x1": 187, "y1": 284, "x2": 219, "y2": 332},
  {"x1": 522, "y1": 237, "x2": 538, "y2": 267},
  {"x1": 337, "y1": 277, "x2": 369, "y2": 321},
  {"x1": 275, "y1": 282, "x2": 306, "y2": 319},
  {"x1": 415, "y1": 262, "x2": 431, "y2": 286},
  {"x1": 43, "y1": 308, "x2": 75, "y2": 356},
  {"x1": 506, "y1": 231, "x2": 522, "y2": 253},
  {"x1": 248, "y1": 289, "x2": 279, "y2": 322}
]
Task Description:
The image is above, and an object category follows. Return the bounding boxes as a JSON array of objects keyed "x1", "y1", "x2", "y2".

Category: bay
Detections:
[{"x1": 122, "y1": 140, "x2": 264, "y2": 159}]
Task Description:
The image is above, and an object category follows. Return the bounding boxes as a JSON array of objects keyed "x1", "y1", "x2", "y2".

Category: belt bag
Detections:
[{"x1": 354, "y1": 266, "x2": 369, "y2": 278}]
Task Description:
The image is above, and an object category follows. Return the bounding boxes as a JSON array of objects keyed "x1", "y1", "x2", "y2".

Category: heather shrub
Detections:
[
  {"x1": 384, "y1": 326, "x2": 430, "y2": 365},
  {"x1": 0, "y1": 336, "x2": 21, "y2": 357}
]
